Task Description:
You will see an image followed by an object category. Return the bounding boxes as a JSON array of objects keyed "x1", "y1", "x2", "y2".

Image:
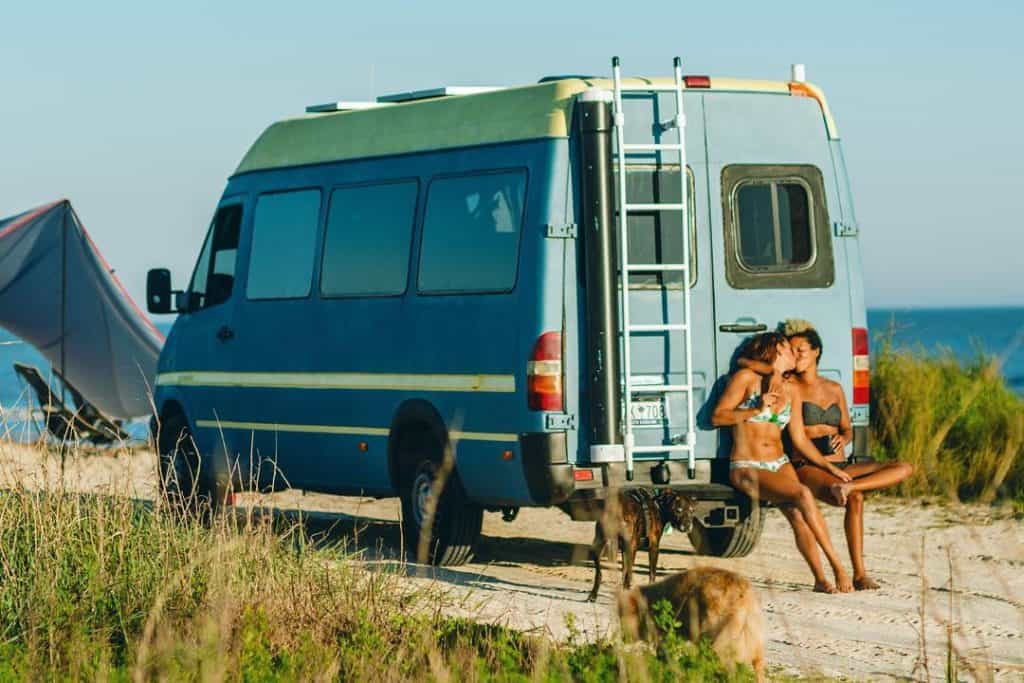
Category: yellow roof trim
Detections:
[
  {"x1": 786, "y1": 81, "x2": 840, "y2": 140},
  {"x1": 235, "y1": 76, "x2": 839, "y2": 174}
]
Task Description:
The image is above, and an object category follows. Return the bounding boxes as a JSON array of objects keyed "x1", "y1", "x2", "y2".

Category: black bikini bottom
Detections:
[
  {"x1": 811, "y1": 435, "x2": 834, "y2": 455},
  {"x1": 792, "y1": 458, "x2": 849, "y2": 470}
]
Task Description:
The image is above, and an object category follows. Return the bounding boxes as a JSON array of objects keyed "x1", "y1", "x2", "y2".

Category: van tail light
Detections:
[
  {"x1": 528, "y1": 331, "x2": 563, "y2": 411},
  {"x1": 684, "y1": 75, "x2": 711, "y2": 88},
  {"x1": 852, "y1": 327, "x2": 870, "y2": 404}
]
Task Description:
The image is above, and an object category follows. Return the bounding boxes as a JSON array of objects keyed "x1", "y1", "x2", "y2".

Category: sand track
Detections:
[{"x1": 3, "y1": 443, "x2": 1022, "y2": 680}]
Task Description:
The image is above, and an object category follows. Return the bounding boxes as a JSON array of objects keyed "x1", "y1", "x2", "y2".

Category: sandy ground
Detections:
[{"x1": 2, "y1": 442, "x2": 1022, "y2": 681}]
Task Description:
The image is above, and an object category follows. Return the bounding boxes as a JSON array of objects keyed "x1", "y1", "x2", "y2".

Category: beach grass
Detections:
[
  {"x1": 870, "y1": 336, "x2": 1024, "y2": 504},
  {"x1": 0, "y1": 486, "x2": 749, "y2": 682}
]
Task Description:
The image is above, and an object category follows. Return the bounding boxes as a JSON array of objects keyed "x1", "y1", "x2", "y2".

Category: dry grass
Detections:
[
  {"x1": 0, "y1": 466, "x2": 749, "y2": 681},
  {"x1": 871, "y1": 336, "x2": 1024, "y2": 504}
]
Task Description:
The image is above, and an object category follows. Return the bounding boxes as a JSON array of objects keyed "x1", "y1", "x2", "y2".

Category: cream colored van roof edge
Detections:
[{"x1": 235, "y1": 77, "x2": 838, "y2": 175}]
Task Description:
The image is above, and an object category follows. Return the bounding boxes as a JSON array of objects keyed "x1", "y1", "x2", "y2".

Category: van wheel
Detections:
[
  {"x1": 400, "y1": 459, "x2": 482, "y2": 566},
  {"x1": 157, "y1": 414, "x2": 222, "y2": 519},
  {"x1": 687, "y1": 505, "x2": 765, "y2": 558}
]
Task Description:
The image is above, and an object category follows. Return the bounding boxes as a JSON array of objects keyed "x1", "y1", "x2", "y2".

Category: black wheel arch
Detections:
[
  {"x1": 153, "y1": 399, "x2": 188, "y2": 450},
  {"x1": 387, "y1": 399, "x2": 451, "y2": 491}
]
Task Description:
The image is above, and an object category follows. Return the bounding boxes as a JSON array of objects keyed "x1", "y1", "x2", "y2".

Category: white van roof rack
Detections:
[
  {"x1": 376, "y1": 86, "x2": 503, "y2": 103},
  {"x1": 305, "y1": 101, "x2": 396, "y2": 113}
]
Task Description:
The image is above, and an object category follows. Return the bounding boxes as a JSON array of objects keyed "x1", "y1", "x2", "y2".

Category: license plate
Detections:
[{"x1": 631, "y1": 398, "x2": 668, "y2": 426}]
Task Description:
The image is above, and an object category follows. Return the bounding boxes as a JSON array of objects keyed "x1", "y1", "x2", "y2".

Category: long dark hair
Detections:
[{"x1": 739, "y1": 331, "x2": 787, "y2": 364}]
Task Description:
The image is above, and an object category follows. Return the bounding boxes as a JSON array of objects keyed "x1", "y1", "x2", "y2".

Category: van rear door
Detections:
[
  {"x1": 615, "y1": 93, "x2": 717, "y2": 462},
  {"x1": 705, "y1": 92, "x2": 852, "y2": 448}
]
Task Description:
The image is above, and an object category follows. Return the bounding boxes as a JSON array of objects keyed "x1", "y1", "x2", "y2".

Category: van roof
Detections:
[{"x1": 234, "y1": 77, "x2": 839, "y2": 175}]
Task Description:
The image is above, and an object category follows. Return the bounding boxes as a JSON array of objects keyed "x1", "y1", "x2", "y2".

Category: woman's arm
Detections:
[
  {"x1": 788, "y1": 384, "x2": 852, "y2": 482},
  {"x1": 710, "y1": 370, "x2": 762, "y2": 426},
  {"x1": 832, "y1": 383, "x2": 854, "y2": 454}
]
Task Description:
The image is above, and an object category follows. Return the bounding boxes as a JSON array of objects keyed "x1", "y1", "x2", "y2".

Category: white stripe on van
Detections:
[
  {"x1": 157, "y1": 371, "x2": 516, "y2": 393},
  {"x1": 195, "y1": 419, "x2": 518, "y2": 443}
]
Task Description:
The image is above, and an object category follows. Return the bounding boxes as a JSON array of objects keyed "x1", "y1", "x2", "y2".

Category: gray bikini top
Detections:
[{"x1": 803, "y1": 402, "x2": 841, "y2": 428}]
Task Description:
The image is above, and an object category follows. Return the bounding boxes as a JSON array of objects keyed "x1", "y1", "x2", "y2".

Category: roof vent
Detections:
[
  {"x1": 376, "y1": 86, "x2": 503, "y2": 104},
  {"x1": 790, "y1": 63, "x2": 806, "y2": 83},
  {"x1": 305, "y1": 101, "x2": 395, "y2": 113}
]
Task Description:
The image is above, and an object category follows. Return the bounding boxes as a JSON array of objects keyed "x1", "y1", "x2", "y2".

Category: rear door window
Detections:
[
  {"x1": 721, "y1": 165, "x2": 833, "y2": 288},
  {"x1": 615, "y1": 165, "x2": 697, "y2": 288},
  {"x1": 247, "y1": 189, "x2": 322, "y2": 300},
  {"x1": 736, "y1": 181, "x2": 811, "y2": 268},
  {"x1": 417, "y1": 170, "x2": 527, "y2": 294},
  {"x1": 321, "y1": 180, "x2": 418, "y2": 297}
]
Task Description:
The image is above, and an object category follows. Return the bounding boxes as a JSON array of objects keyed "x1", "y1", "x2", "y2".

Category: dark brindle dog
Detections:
[{"x1": 587, "y1": 489, "x2": 697, "y2": 602}]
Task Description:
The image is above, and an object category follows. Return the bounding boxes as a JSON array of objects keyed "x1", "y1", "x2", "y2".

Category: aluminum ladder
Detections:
[{"x1": 611, "y1": 56, "x2": 697, "y2": 481}]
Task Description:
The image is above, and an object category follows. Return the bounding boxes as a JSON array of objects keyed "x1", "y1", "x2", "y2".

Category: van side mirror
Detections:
[{"x1": 146, "y1": 268, "x2": 173, "y2": 314}]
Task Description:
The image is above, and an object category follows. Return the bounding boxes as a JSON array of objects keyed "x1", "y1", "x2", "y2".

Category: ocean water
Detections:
[
  {"x1": 867, "y1": 307, "x2": 1024, "y2": 395},
  {"x1": 0, "y1": 308, "x2": 1020, "y2": 441}
]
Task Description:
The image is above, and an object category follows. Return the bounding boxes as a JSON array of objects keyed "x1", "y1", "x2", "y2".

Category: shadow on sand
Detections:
[{"x1": 240, "y1": 504, "x2": 697, "y2": 598}]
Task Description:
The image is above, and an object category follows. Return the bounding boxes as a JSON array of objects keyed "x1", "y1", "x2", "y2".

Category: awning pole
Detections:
[{"x1": 60, "y1": 204, "x2": 67, "y2": 406}]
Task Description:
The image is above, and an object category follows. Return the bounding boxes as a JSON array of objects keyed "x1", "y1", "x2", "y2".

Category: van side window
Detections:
[
  {"x1": 615, "y1": 166, "x2": 697, "y2": 288},
  {"x1": 418, "y1": 170, "x2": 527, "y2": 294},
  {"x1": 321, "y1": 181, "x2": 418, "y2": 297},
  {"x1": 247, "y1": 189, "x2": 322, "y2": 300},
  {"x1": 721, "y1": 165, "x2": 834, "y2": 289},
  {"x1": 188, "y1": 204, "x2": 242, "y2": 310}
]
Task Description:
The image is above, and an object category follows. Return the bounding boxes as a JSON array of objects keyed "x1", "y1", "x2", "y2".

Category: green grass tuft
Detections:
[
  {"x1": 870, "y1": 334, "x2": 1024, "y2": 504},
  {"x1": 0, "y1": 488, "x2": 747, "y2": 681}
]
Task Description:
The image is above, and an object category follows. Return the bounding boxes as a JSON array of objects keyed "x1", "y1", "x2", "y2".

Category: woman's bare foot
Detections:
[
  {"x1": 830, "y1": 482, "x2": 852, "y2": 506},
  {"x1": 813, "y1": 580, "x2": 838, "y2": 594},
  {"x1": 854, "y1": 575, "x2": 880, "y2": 590},
  {"x1": 834, "y1": 572, "x2": 854, "y2": 593}
]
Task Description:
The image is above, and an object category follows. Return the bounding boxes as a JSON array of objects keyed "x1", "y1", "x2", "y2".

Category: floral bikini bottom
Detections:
[{"x1": 729, "y1": 454, "x2": 790, "y2": 473}]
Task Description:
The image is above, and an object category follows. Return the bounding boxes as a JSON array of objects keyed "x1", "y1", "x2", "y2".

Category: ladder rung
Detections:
[
  {"x1": 628, "y1": 323, "x2": 687, "y2": 333},
  {"x1": 630, "y1": 384, "x2": 691, "y2": 393},
  {"x1": 630, "y1": 444, "x2": 694, "y2": 453},
  {"x1": 626, "y1": 263, "x2": 688, "y2": 272},
  {"x1": 624, "y1": 203, "x2": 685, "y2": 211},
  {"x1": 621, "y1": 143, "x2": 683, "y2": 152}
]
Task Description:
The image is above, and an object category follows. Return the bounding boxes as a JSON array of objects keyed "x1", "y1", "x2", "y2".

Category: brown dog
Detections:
[
  {"x1": 618, "y1": 567, "x2": 765, "y2": 681},
  {"x1": 587, "y1": 489, "x2": 696, "y2": 602}
]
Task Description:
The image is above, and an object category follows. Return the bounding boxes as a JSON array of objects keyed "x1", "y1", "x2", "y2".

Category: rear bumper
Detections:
[{"x1": 519, "y1": 432, "x2": 734, "y2": 505}]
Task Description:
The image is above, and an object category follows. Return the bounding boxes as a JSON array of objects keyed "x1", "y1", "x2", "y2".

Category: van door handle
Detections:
[
  {"x1": 216, "y1": 325, "x2": 235, "y2": 342},
  {"x1": 719, "y1": 323, "x2": 767, "y2": 333}
]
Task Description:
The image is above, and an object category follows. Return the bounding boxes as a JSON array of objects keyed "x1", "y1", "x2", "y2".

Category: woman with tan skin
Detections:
[
  {"x1": 711, "y1": 332, "x2": 853, "y2": 593},
  {"x1": 785, "y1": 321, "x2": 914, "y2": 590}
]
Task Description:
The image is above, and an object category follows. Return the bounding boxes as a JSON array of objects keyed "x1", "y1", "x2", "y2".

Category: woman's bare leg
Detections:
[
  {"x1": 831, "y1": 462, "x2": 914, "y2": 501},
  {"x1": 778, "y1": 506, "x2": 835, "y2": 593},
  {"x1": 843, "y1": 491, "x2": 878, "y2": 589},
  {"x1": 799, "y1": 465, "x2": 890, "y2": 590},
  {"x1": 731, "y1": 466, "x2": 852, "y2": 592}
]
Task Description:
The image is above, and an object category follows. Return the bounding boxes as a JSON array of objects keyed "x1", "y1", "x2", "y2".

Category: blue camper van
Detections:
[{"x1": 147, "y1": 58, "x2": 870, "y2": 565}]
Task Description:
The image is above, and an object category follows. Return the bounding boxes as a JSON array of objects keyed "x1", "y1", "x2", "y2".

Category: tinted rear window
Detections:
[
  {"x1": 736, "y1": 181, "x2": 812, "y2": 269},
  {"x1": 418, "y1": 170, "x2": 527, "y2": 293},
  {"x1": 615, "y1": 166, "x2": 696, "y2": 288}
]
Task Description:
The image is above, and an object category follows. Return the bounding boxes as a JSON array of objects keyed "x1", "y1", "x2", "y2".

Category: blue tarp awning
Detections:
[{"x1": 0, "y1": 200, "x2": 162, "y2": 418}]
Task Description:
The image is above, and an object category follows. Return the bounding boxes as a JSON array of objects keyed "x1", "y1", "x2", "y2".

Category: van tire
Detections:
[
  {"x1": 687, "y1": 505, "x2": 765, "y2": 558},
  {"x1": 157, "y1": 413, "x2": 222, "y2": 520},
  {"x1": 400, "y1": 459, "x2": 482, "y2": 566}
]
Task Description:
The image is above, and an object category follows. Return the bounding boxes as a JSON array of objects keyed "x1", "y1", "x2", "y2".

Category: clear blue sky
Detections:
[{"x1": 2, "y1": 1, "x2": 1021, "y2": 310}]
